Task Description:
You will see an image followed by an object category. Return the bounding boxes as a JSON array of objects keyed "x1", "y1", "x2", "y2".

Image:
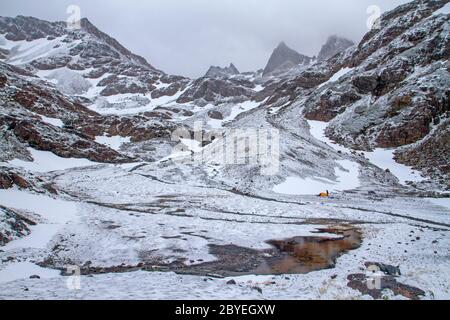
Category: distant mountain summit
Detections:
[
  {"x1": 205, "y1": 63, "x2": 240, "y2": 78},
  {"x1": 317, "y1": 35, "x2": 354, "y2": 61},
  {"x1": 263, "y1": 42, "x2": 311, "y2": 76},
  {"x1": 0, "y1": 15, "x2": 192, "y2": 99}
]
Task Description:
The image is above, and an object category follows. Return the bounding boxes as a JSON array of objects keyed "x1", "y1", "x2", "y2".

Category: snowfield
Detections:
[{"x1": 0, "y1": 156, "x2": 449, "y2": 299}]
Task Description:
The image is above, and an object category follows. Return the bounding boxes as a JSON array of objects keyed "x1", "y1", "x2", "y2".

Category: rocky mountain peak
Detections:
[
  {"x1": 78, "y1": 17, "x2": 155, "y2": 70},
  {"x1": 317, "y1": 35, "x2": 354, "y2": 61},
  {"x1": 263, "y1": 41, "x2": 311, "y2": 76},
  {"x1": 205, "y1": 63, "x2": 240, "y2": 78},
  {"x1": 0, "y1": 15, "x2": 66, "y2": 41}
]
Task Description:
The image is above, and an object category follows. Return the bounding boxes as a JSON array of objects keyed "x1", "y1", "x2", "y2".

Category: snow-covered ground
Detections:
[
  {"x1": 1, "y1": 1, "x2": 449, "y2": 301},
  {"x1": 0, "y1": 110, "x2": 448, "y2": 301},
  {"x1": 0, "y1": 189, "x2": 80, "y2": 285},
  {"x1": 1, "y1": 156, "x2": 448, "y2": 300},
  {"x1": 273, "y1": 160, "x2": 360, "y2": 195}
]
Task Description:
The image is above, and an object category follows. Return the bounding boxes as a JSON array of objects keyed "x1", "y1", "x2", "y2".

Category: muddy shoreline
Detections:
[{"x1": 40, "y1": 224, "x2": 363, "y2": 278}]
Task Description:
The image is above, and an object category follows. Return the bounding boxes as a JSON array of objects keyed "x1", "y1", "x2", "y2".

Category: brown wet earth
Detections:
[
  {"x1": 44, "y1": 224, "x2": 362, "y2": 278},
  {"x1": 255, "y1": 226, "x2": 361, "y2": 275},
  {"x1": 146, "y1": 225, "x2": 363, "y2": 277}
]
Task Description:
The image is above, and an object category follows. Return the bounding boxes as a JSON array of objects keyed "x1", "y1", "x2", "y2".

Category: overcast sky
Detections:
[{"x1": 1, "y1": 0, "x2": 410, "y2": 77}]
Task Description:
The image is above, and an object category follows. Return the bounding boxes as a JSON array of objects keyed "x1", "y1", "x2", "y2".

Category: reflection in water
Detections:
[{"x1": 254, "y1": 226, "x2": 362, "y2": 275}]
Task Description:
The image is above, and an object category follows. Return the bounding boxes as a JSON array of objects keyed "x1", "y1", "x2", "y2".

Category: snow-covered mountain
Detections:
[
  {"x1": 0, "y1": 16, "x2": 191, "y2": 115},
  {"x1": 0, "y1": 0, "x2": 449, "y2": 300}
]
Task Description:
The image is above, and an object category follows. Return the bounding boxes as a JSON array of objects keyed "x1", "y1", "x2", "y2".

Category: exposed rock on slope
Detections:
[
  {"x1": 0, "y1": 205, "x2": 35, "y2": 246},
  {"x1": 0, "y1": 61, "x2": 180, "y2": 164},
  {"x1": 395, "y1": 119, "x2": 450, "y2": 187},
  {"x1": 177, "y1": 77, "x2": 256, "y2": 105}
]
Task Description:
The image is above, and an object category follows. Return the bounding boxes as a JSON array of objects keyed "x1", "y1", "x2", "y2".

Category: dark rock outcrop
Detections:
[{"x1": 177, "y1": 77, "x2": 255, "y2": 105}]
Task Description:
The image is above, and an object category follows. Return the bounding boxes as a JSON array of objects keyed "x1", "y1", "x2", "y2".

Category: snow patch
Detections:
[
  {"x1": 1, "y1": 36, "x2": 80, "y2": 66},
  {"x1": 95, "y1": 135, "x2": 131, "y2": 151},
  {"x1": 424, "y1": 198, "x2": 450, "y2": 210},
  {"x1": 432, "y1": 2, "x2": 450, "y2": 16},
  {"x1": 307, "y1": 120, "x2": 425, "y2": 185},
  {"x1": 179, "y1": 139, "x2": 203, "y2": 153},
  {"x1": 273, "y1": 160, "x2": 361, "y2": 195},
  {"x1": 44, "y1": 68, "x2": 92, "y2": 95},
  {"x1": 253, "y1": 84, "x2": 265, "y2": 92},
  {"x1": 41, "y1": 115, "x2": 64, "y2": 128},
  {"x1": 318, "y1": 67, "x2": 354, "y2": 88},
  {"x1": 5, "y1": 148, "x2": 98, "y2": 173},
  {"x1": 363, "y1": 149, "x2": 425, "y2": 184},
  {"x1": 208, "y1": 100, "x2": 261, "y2": 128}
]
